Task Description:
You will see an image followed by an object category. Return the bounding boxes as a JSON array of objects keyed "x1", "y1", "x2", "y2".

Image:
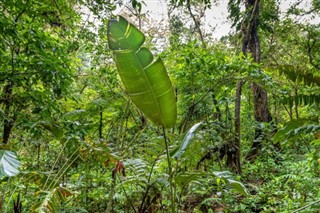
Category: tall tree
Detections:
[
  {"x1": 229, "y1": 0, "x2": 275, "y2": 160},
  {"x1": 244, "y1": 0, "x2": 273, "y2": 161}
]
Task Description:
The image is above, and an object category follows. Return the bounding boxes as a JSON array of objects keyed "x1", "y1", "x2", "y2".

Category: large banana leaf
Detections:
[{"x1": 107, "y1": 16, "x2": 177, "y2": 128}]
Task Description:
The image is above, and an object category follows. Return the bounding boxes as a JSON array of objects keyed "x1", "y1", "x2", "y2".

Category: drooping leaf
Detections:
[
  {"x1": 0, "y1": 150, "x2": 21, "y2": 178},
  {"x1": 107, "y1": 16, "x2": 177, "y2": 128},
  {"x1": 273, "y1": 119, "x2": 308, "y2": 142},
  {"x1": 174, "y1": 172, "x2": 204, "y2": 188},
  {"x1": 38, "y1": 121, "x2": 64, "y2": 139},
  {"x1": 227, "y1": 179, "x2": 248, "y2": 196},
  {"x1": 172, "y1": 122, "x2": 202, "y2": 158},
  {"x1": 311, "y1": 139, "x2": 320, "y2": 146},
  {"x1": 33, "y1": 187, "x2": 75, "y2": 213},
  {"x1": 174, "y1": 171, "x2": 248, "y2": 196},
  {"x1": 213, "y1": 171, "x2": 248, "y2": 196},
  {"x1": 213, "y1": 171, "x2": 233, "y2": 178},
  {"x1": 281, "y1": 94, "x2": 320, "y2": 107},
  {"x1": 278, "y1": 65, "x2": 320, "y2": 86},
  {"x1": 24, "y1": 171, "x2": 51, "y2": 188}
]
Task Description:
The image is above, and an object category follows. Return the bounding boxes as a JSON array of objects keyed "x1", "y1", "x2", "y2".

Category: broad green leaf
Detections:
[
  {"x1": 311, "y1": 139, "x2": 320, "y2": 146},
  {"x1": 174, "y1": 171, "x2": 248, "y2": 196},
  {"x1": 213, "y1": 171, "x2": 248, "y2": 196},
  {"x1": 213, "y1": 171, "x2": 233, "y2": 178},
  {"x1": 172, "y1": 122, "x2": 202, "y2": 158},
  {"x1": 273, "y1": 119, "x2": 307, "y2": 142},
  {"x1": 107, "y1": 16, "x2": 177, "y2": 128},
  {"x1": 38, "y1": 121, "x2": 64, "y2": 139},
  {"x1": 0, "y1": 150, "x2": 21, "y2": 178},
  {"x1": 227, "y1": 179, "x2": 248, "y2": 196},
  {"x1": 174, "y1": 172, "x2": 204, "y2": 188}
]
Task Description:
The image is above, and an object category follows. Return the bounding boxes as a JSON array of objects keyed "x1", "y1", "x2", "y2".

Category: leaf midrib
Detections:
[{"x1": 122, "y1": 20, "x2": 167, "y2": 126}]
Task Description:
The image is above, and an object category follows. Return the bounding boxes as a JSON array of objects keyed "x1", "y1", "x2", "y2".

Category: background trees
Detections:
[{"x1": 0, "y1": 0, "x2": 319, "y2": 212}]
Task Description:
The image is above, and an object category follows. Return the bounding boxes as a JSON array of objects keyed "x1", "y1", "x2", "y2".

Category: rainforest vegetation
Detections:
[{"x1": 0, "y1": 0, "x2": 320, "y2": 212}]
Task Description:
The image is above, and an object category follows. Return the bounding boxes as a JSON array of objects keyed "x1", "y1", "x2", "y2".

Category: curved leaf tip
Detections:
[
  {"x1": 108, "y1": 16, "x2": 145, "y2": 51},
  {"x1": 172, "y1": 122, "x2": 203, "y2": 158}
]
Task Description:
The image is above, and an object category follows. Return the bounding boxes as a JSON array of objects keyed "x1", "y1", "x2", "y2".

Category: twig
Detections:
[{"x1": 291, "y1": 199, "x2": 320, "y2": 213}]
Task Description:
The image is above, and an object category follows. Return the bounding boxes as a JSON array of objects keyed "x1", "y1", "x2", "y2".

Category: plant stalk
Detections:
[
  {"x1": 291, "y1": 199, "x2": 320, "y2": 213},
  {"x1": 163, "y1": 127, "x2": 175, "y2": 213},
  {"x1": 105, "y1": 176, "x2": 116, "y2": 213}
]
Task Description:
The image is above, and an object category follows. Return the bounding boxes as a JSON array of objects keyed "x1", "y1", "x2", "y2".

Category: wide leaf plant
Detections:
[{"x1": 107, "y1": 16, "x2": 177, "y2": 128}]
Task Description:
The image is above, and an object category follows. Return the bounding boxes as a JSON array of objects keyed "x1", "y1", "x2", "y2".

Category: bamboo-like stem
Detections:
[
  {"x1": 105, "y1": 176, "x2": 116, "y2": 213},
  {"x1": 117, "y1": 175, "x2": 137, "y2": 213},
  {"x1": 162, "y1": 126, "x2": 175, "y2": 213},
  {"x1": 43, "y1": 140, "x2": 71, "y2": 190}
]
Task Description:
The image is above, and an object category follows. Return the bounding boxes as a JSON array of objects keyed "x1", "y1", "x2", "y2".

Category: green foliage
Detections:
[
  {"x1": 274, "y1": 119, "x2": 320, "y2": 149},
  {"x1": 0, "y1": 0, "x2": 320, "y2": 212},
  {"x1": 282, "y1": 94, "x2": 320, "y2": 107},
  {"x1": 278, "y1": 65, "x2": 320, "y2": 86},
  {"x1": 234, "y1": 153, "x2": 320, "y2": 212},
  {"x1": 107, "y1": 16, "x2": 177, "y2": 128},
  {"x1": 33, "y1": 186, "x2": 75, "y2": 213},
  {"x1": 170, "y1": 0, "x2": 212, "y2": 9},
  {"x1": 227, "y1": 0, "x2": 242, "y2": 28},
  {"x1": 174, "y1": 170, "x2": 248, "y2": 196},
  {"x1": 213, "y1": 171, "x2": 248, "y2": 196}
]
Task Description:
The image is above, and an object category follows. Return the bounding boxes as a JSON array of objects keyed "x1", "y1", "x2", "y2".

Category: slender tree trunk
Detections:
[
  {"x1": 294, "y1": 87, "x2": 299, "y2": 119},
  {"x1": 99, "y1": 107, "x2": 103, "y2": 139},
  {"x1": 227, "y1": 80, "x2": 243, "y2": 174},
  {"x1": 241, "y1": 0, "x2": 273, "y2": 161},
  {"x1": 211, "y1": 91, "x2": 221, "y2": 121},
  {"x1": 105, "y1": 176, "x2": 116, "y2": 213},
  {"x1": 2, "y1": 82, "x2": 15, "y2": 144}
]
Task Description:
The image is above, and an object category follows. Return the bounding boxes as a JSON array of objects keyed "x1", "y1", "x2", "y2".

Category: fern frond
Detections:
[
  {"x1": 278, "y1": 65, "x2": 320, "y2": 86},
  {"x1": 282, "y1": 94, "x2": 320, "y2": 107},
  {"x1": 274, "y1": 119, "x2": 320, "y2": 143}
]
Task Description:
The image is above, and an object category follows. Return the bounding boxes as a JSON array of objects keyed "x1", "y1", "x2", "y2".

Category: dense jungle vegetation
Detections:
[{"x1": 0, "y1": 0, "x2": 320, "y2": 212}]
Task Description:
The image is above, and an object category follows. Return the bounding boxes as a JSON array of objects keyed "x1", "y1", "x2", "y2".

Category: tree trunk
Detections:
[
  {"x1": 227, "y1": 80, "x2": 243, "y2": 174},
  {"x1": 247, "y1": 82, "x2": 272, "y2": 160},
  {"x1": 241, "y1": 0, "x2": 273, "y2": 161},
  {"x1": 99, "y1": 107, "x2": 103, "y2": 140},
  {"x1": 2, "y1": 82, "x2": 15, "y2": 144},
  {"x1": 211, "y1": 90, "x2": 222, "y2": 121}
]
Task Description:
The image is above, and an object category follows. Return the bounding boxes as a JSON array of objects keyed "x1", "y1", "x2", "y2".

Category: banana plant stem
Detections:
[{"x1": 162, "y1": 126, "x2": 175, "y2": 213}]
